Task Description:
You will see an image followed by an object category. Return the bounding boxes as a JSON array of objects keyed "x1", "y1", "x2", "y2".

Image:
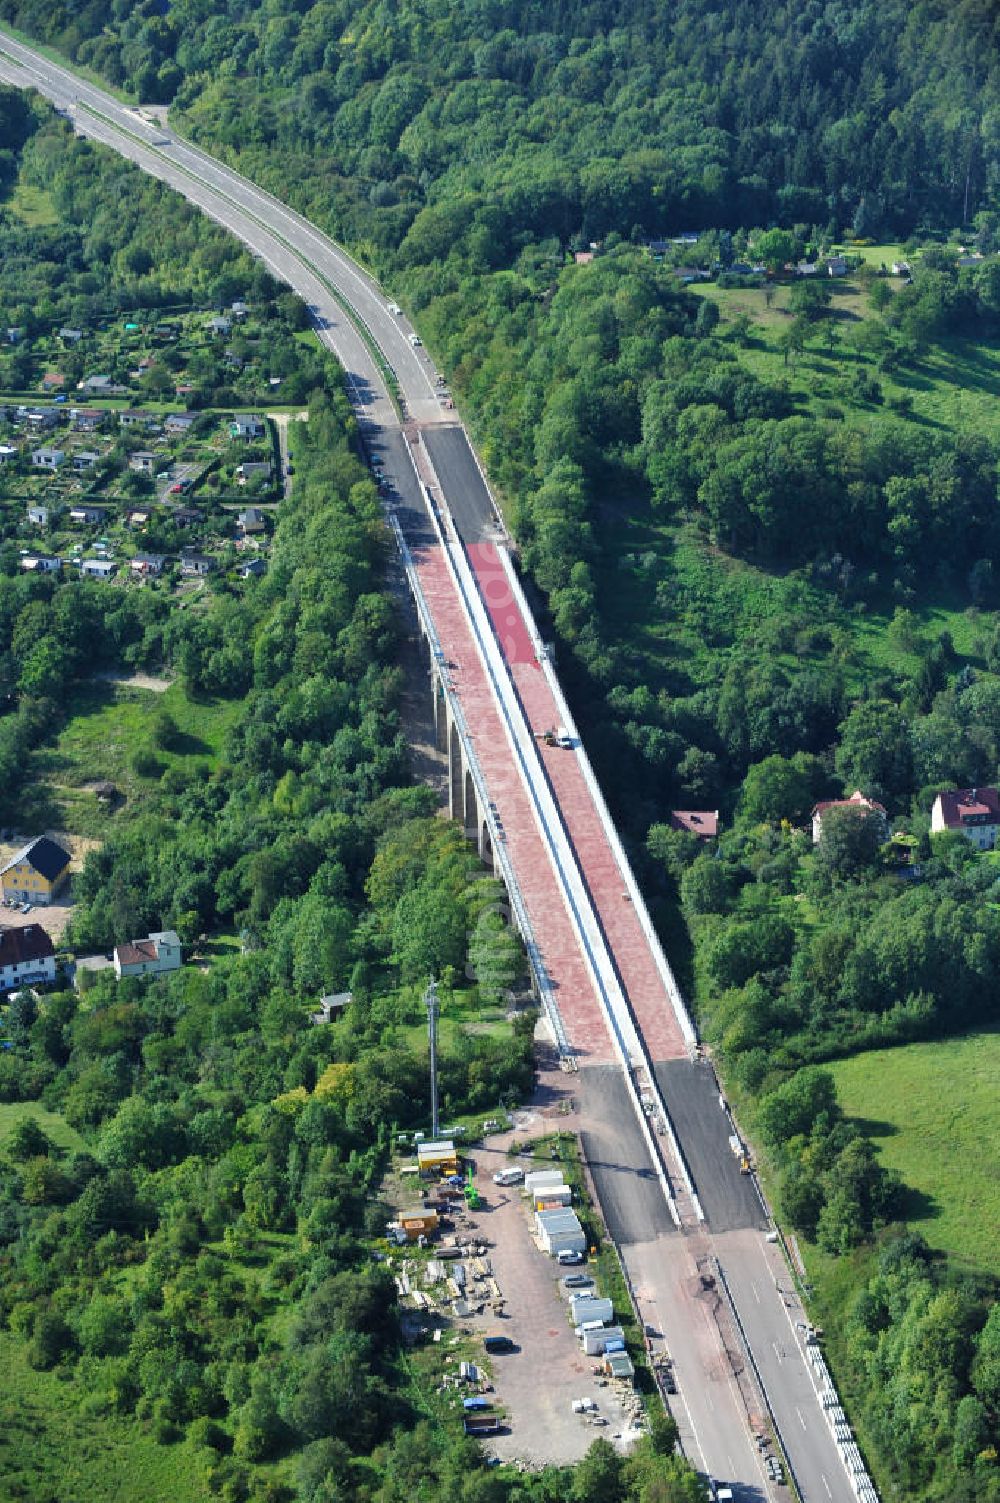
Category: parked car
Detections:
[
  {"x1": 561, "y1": 1274, "x2": 594, "y2": 1291},
  {"x1": 557, "y1": 1250, "x2": 584, "y2": 1266}
]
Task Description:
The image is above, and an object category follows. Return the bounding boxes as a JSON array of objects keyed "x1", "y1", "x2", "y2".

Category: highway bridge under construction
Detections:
[{"x1": 0, "y1": 29, "x2": 878, "y2": 1503}]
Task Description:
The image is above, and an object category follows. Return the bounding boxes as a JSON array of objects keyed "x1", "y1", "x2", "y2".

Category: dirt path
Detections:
[{"x1": 92, "y1": 669, "x2": 172, "y2": 693}]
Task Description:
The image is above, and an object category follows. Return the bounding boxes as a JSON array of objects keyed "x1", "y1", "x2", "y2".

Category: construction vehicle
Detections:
[{"x1": 464, "y1": 1170, "x2": 482, "y2": 1209}]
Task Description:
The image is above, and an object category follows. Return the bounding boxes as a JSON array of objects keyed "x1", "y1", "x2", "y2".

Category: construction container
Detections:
[
  {"x1": 570, "y1": 1295, "x2": 614, "y2": 1326},
  {"x1": 582, "y1": 1324, "x2": 625, "y2": 1356}
]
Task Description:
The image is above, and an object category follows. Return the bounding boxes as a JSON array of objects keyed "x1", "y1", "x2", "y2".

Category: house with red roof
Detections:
[
  {"x1": 930, "y1": 787, "x2": 1000, "y2": 850},
  {"x1": 113, "y1": 929, "x2": 182, "y2": 980},
  {"x1": 811, "y1": 790, "x2": 887, "y2": 844},
  {"x1": 669, "y1": 810, "x2": 719, "y2": 840},
  {"x1": 0, "y1": 925, "x2": 56, "y2": 992}
]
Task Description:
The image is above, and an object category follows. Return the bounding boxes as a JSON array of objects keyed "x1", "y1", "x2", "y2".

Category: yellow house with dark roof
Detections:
[{"x1": 1, "y1": 836, "x2": 71, "y2": 905}]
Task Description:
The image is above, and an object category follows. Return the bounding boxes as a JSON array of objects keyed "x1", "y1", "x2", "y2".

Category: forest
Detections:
[{"x1": 1, "y1": 1, "x2": 1000, "y2": 1497}]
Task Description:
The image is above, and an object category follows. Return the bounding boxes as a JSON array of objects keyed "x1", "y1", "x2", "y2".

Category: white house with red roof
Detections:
[
  {"x1": 931, "y1": 787, "x2": 1000, "y2": 850},
  {"x1": 0, "y1": 925, "x2": 56, "y2": 992},
  {"x1": 811, "y1": 790, "x2": 887, "y2": 844},
  {"x1": 113, "y1": 930, "x2": 182, "y2": 980}
]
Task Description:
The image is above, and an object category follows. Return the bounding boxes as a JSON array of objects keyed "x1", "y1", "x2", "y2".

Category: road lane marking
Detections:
[
  {"x1": 752, "y1": 1280, "x2": 761, "y2": 1303},
  {"x1": 822, "y1": 1474, "x2": 832, "y2": 1497},
  {"x1": 796, "y1": 1405, "x2": 807, "y2": 1429}
]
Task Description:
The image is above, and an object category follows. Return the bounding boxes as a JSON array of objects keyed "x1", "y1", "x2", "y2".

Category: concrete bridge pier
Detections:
[{"x1": 423, "y1": 625, "x2": 494, "y2": 872}]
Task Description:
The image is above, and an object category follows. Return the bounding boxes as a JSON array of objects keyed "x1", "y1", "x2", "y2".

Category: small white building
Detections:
[
  {"x1": 570, "y1": 1294, "x2": 614, "y2": 1326},
  {"x1": 0, "y1": 443, "x2": 18, "y2": 464},
  {"x1": 524, "y1": 1168, "x2": 565, "y2": 1197},
  {"x1": 231, "y1": 413, "x2": 265, "y2": 440},
  {"x1": 582, "y1": 1324, "x2": 625, "y2": 1356},
  {"x1": 27, "y1": 505, "x2": 48, "y2": 526},
  {"x1": 80, "y1": 559, "x2": 117, "y2": 581},
  {"x1": 535, "y1": 1207, "x2": 586, "y2": 1257},
  {"x1": 32, "y1": 447, "x2": 65, "y2": 470},
  {"x1": 113, "y1": 929, "x2": 182, "y2": 980},
  {"x1": 20, "y1": 554, "x2": 61, "y2": 574},
  {"x1": 931, "y1": 787, "x2": 1000, "y2": 850}
]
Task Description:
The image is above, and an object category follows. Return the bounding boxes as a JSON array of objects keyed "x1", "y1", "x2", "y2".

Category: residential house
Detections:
[
  {"x1": 69, "y1": 503, "x2": 108, "y2": 525},
  {"x1": 208, "y1": 315, "x2": 231, "y2": 336},
  {"x1": 80, "y1": 558, "x2": 117, "y2": 581},
  {"x1": 174, "y1": 383, "x2": 196, "y2": 399},
  {"x1": 309, "y1": 991, "x2": 352, "y2": 1025},
  {"x1": 795, "y1": 259, "x2": 819, "y2": 276},
  {"x1": 180, "y1": 552, "x2": 215, "y2": 577},
  {"x1": 79, "y1": 375, "x2": 127, "y2": 396},
  {"x1": 236, "y1": 507, "x2": 266, "y2": 536},
  {"x1": 891, "y1": 260, "x2": 911, "y2": 277},
  {"x1": 59, "y1": 327, "x2": 83, "y2": 344},
  {"x1": 0, "y1": 836, "x2": 72, "y2": 906},
  {"x1": 125, "y1": 507, "x2": 152, "y2": 527},
  {"x1": 5, "y1": 327, "x2": 24, "y2": 343},
  {"x1": 236, "y1": 460, "x2": 271, "y2": 484},
  {"x1": 119, "y1": 409, "x2": 158, "y2": 431},
  {"x1": 25, "y1": 409, "x2": 59, "y2": 433},
  {"x1": 673, "y1": 266, "x2": 710, "y2": 283},
  {"x1": 826, "y1": 255, "x2": 849, "y2": 277},
  {"x1": 0, "y1": 926, "x2": 56, "y2": 993},
  {"x1": 811, "y1": 789, "x2": 887, "y2": 844},
  {"x1": 669, "y1": 810, "x2": 720, "y2": 839},
  {"x1": 0, "y1": 444, "x2": 18, "y2": 465},
  {"x1": 113, "y1": 929, "x2": 182, "y2": 980},
  {"x1": 130, "y1": 553, "x2": 166, "y2": 577},
  {"x1": 72, "y1": 451, "x2": 99, "y2": 473},
  {"x1": 574, "y1": 250, "x2": 594, "y2": 265},
  {"x1": 41, "y1": 372, "x2": 66, "y2": 393},
  {"x1": 231, "y1": 300, "x2": 249, "y2": 319},
  {"x1": 72, "y1": 408, "x2": 104, "y2": 433},
  {"x1": 648, "y1": 239, "x2": 670, "y2": 257},
  {"x1": 169, "y1": 504, "x2": 203, "y2": 528},
  {"x1": 32, "y1": 448, "x2": 65, "y2": 470},
  {"x1": 128, "y1": 451, "x2": 156, "y2": 474},
  {"x1": 20, "y1": 554, "x2": 61, "y2": 574},
  {"x1": 931, "y1": 787, "x2": 1000, "y2": 850},
  {"x1": 164, "y1": 411, "x2": 197, "y2": 435},
  {"x1": 230, "y1": 413, "x2": 265, "y2": 440},
  {"x1": 223, "y1": 347, "x2": 243, "y2": 369},
  {"x1": 27, "y1": 505, "x2": 48, "y2": 526},
  {"x1": 240, "y1": 557, "x2": 267, "y2": 580}
]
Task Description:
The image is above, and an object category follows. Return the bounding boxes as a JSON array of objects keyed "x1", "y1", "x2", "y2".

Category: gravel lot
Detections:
[{"x1": 466, "y1": 1136, "x2": 641, "y2": 1465}]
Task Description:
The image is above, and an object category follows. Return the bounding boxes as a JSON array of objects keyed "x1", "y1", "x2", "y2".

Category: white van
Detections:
[{"x1": 493, "y1": 1167, "x2": 525, "y2": 1187}]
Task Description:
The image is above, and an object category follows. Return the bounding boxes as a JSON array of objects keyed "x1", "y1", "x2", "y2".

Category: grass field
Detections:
[
  {"x1": 19, "y1": 679, "x2": 242, "y2": 837},
  {"x1": 0, "y1": 1335, "x2": 211, "y2": 1503},
  {"x1": 690, "y1": 253, "x2": 1000, "y2": 444},
  {"x1": 829, "y1": 1029, "x2": 1000, "y2": 1276},
  {"x1": 0, "y1": 1102, "x2": 84, "y2": 1155},
  {"x1": 7, "y1": 182, "x2": 58, "y2": 227}
]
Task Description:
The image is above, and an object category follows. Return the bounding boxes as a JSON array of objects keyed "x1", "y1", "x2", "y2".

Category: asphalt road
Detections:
[
  {"x1": 654, "y1": 1060, "x2": 768, "y2": 1234},
  {"x1": 0, "y1": 31, "x2": 865, "y2": 1503},
  {"x1": 422, "y1": 427, "x2": 498, "y2": 542},
  {"x1": 577, "y1": 1066, "x2": 675, "y2": 1246}
]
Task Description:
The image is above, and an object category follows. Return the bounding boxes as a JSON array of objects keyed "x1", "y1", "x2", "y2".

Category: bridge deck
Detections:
[
  {"x1": 467, "y1": 541, "x2": 690, "y2": 1065},
  {"x1": 385, "y1": 440, "x2": 615, "y2": 1064}
]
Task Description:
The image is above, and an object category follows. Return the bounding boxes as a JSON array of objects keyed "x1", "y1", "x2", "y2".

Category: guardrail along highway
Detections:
[{"x1": 0, "y1": 29, "x2": 874, "y2": 1503}]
